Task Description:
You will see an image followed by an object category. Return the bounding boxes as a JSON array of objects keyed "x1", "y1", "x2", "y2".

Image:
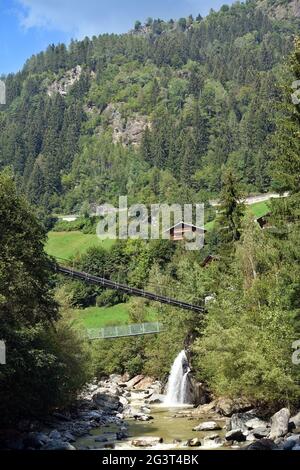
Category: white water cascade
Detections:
[{"x1": 164, "y1": 350, "x2": 191, "y2": 405}]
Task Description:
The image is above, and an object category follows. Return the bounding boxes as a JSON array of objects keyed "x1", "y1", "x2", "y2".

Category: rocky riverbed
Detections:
[{"x1": 1, "y1": 374, "x2": 300, "y2": 451}]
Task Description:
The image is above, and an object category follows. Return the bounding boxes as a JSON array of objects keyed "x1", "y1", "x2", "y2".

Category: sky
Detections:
[{"x1": 0, "y1": 0, "x2": 235, "y2": 75}]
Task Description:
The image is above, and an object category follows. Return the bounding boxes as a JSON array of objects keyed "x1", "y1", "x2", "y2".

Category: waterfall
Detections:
[{"x1": 164, "y1": 350, "x2": 190, "y2": 405}]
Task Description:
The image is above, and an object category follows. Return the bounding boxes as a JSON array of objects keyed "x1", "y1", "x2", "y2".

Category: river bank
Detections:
[{"x1": 1, "y1": 373, "x2": 300, "y2": 451}]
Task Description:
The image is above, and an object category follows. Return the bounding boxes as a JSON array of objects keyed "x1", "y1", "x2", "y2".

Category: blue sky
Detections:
[{"x1": 0, "y1": 0, "x2": 234, "y2": 75}]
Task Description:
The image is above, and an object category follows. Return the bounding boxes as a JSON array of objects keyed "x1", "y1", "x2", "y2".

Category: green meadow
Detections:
[{"x1": 45, "y1": 231, "x2": 114, "y2": 261}]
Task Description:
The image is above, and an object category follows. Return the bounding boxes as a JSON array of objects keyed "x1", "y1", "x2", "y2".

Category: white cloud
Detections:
[
  {"x1": 16, "y1": 1, "x2": 233, "y2": 38},
  {"x1": 17, "y1": 0, "x2": 133, "y2": 38}
]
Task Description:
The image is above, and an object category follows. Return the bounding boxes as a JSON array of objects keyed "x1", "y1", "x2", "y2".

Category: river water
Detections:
[{"x1": 75, "y1": 405, "x2": 228, "y2": 450}]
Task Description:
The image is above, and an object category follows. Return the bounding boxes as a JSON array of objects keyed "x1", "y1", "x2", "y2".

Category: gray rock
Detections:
[
  {"x1": 283, "y1": 435, "x2": 300, "y2": 450},
  {"x1": 62, "y1": 431, "x2": 76, "y2": 443},
  {"x1": 290, "y1": 411, "x2": 300, "y2": 428},
  {"x1": 225, "y1": 429, "x2": 246, "y2": 442},
  {"x1": 292, "y1": 445, "x2": 300, "y2": 450},
  {"x1": 193, "y1": 421, "x2": 221, "y2": 431},
  {"x1": 230, "y1": 411, "x2": 257, "y2": 432},
  {"x1": 125, "y1": 375, "x2": 145, "y2": 389},
  {"x1": 119, "y1": 396, "x2": 129, "y2": 407},
  {"x1": 42, "y1": 439, "x2": 76, "y2": 450},
  {"x1": 49, "y1": 430, "x2": 61, "y2": 440},
  {"x1": 188, "y1": 438, "x2": 201, "y2": 447},
  {"x1": 270, "y1": 408, "x2": 290, "y2": 439},
  {"x1": 93, "y1": 393, "x2": 120, "y2": 411},
  {"x1": 131, "y1": 437, "x2": 163, "y2": 447},
  {"x1": 246, "y1": 438, "x2": 278, "y2": 450},
  {"x1": 252, "y1": 427, "x2": 269, "y2": 439},
  {"x1": 245, "y1": 418, "x2": 269, "y2": 430},
  {"x1": 109, "y1": 374, "x2": 123, "y2": 384}
]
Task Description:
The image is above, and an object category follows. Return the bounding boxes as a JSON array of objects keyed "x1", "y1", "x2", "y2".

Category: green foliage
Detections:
[
  {"x1": 0, "y1": 172, "x2": 91, "y2": 424},
  {"x1": 193, "y1": 40, "x2": 300, "y2": 407}
]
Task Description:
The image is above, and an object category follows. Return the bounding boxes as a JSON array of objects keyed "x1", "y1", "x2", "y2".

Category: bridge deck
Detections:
[
  {"x1": 57, "y1": 265, "x2": 205, "y2": 314},
  {"x1": 87, "y1": 322, "x2": 164, "y2": 340}
]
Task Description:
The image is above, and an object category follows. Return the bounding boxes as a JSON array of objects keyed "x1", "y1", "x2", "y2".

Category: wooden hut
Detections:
[{"x1": 165, "y1": 221, "x2": 206, "y2": 241}]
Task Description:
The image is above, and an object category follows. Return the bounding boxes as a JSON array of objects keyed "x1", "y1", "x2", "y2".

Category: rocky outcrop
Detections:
[
  {"x1": 186, "y1": 376, "x2": 210, "y2": 405},
  {"x1": 257, "y1": 0, "x2": 300, "y2": 20},
  {"x1": 215, "y1": 397, "x2": 252, "y2": 417},
  {"x1": 102, "y1": 104, "x2": 149, "y2": 146},
  {"x1": 47, "y1": 66, "x2": 82, "y2": 97},
  {"x1": 92, "y1": 393, "x2": 121, "y2": 411}
]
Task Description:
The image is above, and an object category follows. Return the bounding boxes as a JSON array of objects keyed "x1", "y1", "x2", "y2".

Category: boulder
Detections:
[
  {"x1": 252, "y1": 427, "x2": 269, "y2": 439},
  {"x1": 185, "y1": 376, "x2": 209, "y2": 405},
  {"x1": 149, "y1": 381, "x2": 163, "y2": 395},
  {"x1": 93, "y1": 393, "x2": 120, "y2": 411},
  {"x1": 134, "y1": 377, "x2": 155, "y2": 390},
  {"x1": 125, "y1": 375, "x2": 145, "y2": 389},
  {"x1": 119, "y1": 396, "x2": 129, "y2": 407},
  {"x1": 193, "y1": 401, "x2": 216, "y2": 415},
  {"x1": 145, "y1": 394, "x2": 164, "y2": 404},
  {"x1": 246, "y1": 438, "x2": 279, "y2": 450},
  {"x1": 131, "y1": 437, "x2": 163, "y2": 447},
  {"x1": 230, "y1": 411, "x2": 257, "y2": 432},
  {"x1": 49, "y1": 430, "x2": 61, "y2": 440},
  {"x1": 290, "y1": 411, "x2": 300, "y2": 428},
  {"x1": 269, "y1": 408, "x2": 290, "y2": 439},
  {"x1": 193, "y1": 421, "x2": 221, "y2": 431},
  {"x1": 42, "y1": 439, "x2": 76, "y2": 450},
  {"x1": 62, "y1": 431, "x2": 76, "y2": 443},
  {"x1": 283, "y1": 435, "x2": 300, "y2": 450},
  {"x1": 188, "y1": 438, "x2": 201, "y2": 447},
  {"x1": 225, "y1": 429, "x2": 246, "y2": 442},
  {"x1": 245, "y1": 418, "x2": 269, "y2": 430},
  {"x1": 215, "y1": 397, "x2": 252, "y2": 417},
  {"x1": 109, "y1": 374, "x2": 123, "y2": 384}
]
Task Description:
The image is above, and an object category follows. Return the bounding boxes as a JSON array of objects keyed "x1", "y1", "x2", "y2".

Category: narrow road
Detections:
[{"x1": 209, "y1": 192, "x2": 289, "y2": 207}]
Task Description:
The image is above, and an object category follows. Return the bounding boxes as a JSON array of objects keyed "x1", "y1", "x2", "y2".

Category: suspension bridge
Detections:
[{"x1": 56, "y1": 264, "x2": 205, "y2": 339}]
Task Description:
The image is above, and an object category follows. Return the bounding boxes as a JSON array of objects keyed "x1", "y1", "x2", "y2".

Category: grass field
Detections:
[
  {"x1": 72, "y1": 304, "x2": 131, "y2": 329},
  {"x1": 247, "y1": 200, "x2": 271, "y2": 218},
  {"x1": 72, "y1": 303, "x2": 159, "y2": 329},
  {"x1": 45, "y1": 231, "x2": 114, "y2": 260}
]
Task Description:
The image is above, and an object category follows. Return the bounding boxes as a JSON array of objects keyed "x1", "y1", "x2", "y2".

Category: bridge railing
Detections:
[{"x1": 87, "y1": 322, "x2": 164, "y2": 340}]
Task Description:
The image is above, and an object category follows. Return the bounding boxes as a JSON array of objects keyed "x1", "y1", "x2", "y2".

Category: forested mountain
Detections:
[{"x1": 0, "y1": 0, "x2": 299, "y2": 216}]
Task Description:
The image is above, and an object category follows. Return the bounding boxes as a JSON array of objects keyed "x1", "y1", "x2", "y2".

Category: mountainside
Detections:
[
  {"x1": 257, "y1": 0, "x2": 300, "y2": 19},
  {"x1": 0, "y1": 0, "x2": 299, "y2": 216}
]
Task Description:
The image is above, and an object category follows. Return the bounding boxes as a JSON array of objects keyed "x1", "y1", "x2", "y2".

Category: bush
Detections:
[{"x1": 0, "y1": 321, "x2": 91, "y2": 424}]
